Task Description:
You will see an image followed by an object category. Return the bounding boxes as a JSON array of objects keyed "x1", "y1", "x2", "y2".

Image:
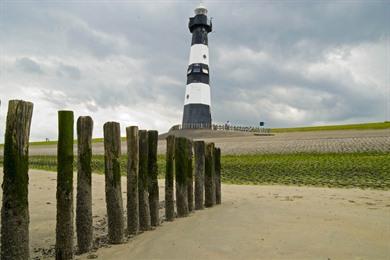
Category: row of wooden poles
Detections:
[{"x1": 0, "y1": 100, "x2": 222, "y2": 260}]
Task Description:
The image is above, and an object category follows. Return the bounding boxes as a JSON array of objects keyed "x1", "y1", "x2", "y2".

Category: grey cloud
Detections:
[
  {"x1": 15, "y1": 57, "x2": 43, "y2": 74},
  {"x1": 57, "y1": 64, "x2": 81, "y2": 80},
  {"x1": 0, "y1": 0, "x2": 388, "y2": 142},
  {"x1": 65, "y1": 22, "x2": 125, "y2": 58}
]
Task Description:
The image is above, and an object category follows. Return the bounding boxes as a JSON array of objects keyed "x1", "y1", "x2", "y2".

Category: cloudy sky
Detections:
[{"x1": 0, "y1": 0, "x2": 389, "y2": 141}]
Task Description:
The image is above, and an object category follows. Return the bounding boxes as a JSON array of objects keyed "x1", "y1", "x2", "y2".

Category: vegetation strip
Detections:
[
  {"x1": 0, "y1": 152, "x2": 389, "y2": 190},
  {"x1": 272, "y1": 121, "x2": 390, "y2": 133}
]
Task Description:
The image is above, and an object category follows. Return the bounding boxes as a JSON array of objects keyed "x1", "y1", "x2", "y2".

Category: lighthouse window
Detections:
[
  {"x1": 193, "y1": 66, "x2": 201, "y2": 73},
  {"x1": 187, "y1": 68, "x2": 192, "y2": 75},
  {"x1": 186, "y1": 94, "x2": 189, "y2": 99},
  {"x1": 203, "y1": 54, "x2": 207, "y2": 59},
  {"x1": 202, "y1": 68, "x2": 209, "y2": 74}
]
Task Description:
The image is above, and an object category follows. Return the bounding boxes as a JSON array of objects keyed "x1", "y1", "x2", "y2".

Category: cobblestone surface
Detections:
[
  {"x1": 6, "y1": 129, "x2": 388, "y2": 156},
  {"x1": 204, "y1": 129, "x2": 390, "y2": 154}
]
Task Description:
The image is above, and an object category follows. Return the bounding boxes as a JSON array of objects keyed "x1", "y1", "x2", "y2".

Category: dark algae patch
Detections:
[
  {"x1": 221, "y1": 153, "x2": 390, "y2": 189},
  {"x1": 1, "y1": 152, "x2": 389, "y2": 190}
]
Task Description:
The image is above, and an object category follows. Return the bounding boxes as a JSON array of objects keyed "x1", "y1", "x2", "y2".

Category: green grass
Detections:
[
  {"x1": 221, "y1": 153, "x2": 390, "y2": 189},
  {"x1": 0, "y1": 155, "x2": 166, "y2": 179},
  {"x1": 1, "y1": 152, "x2": 389, "y2": 190},
  {"x1": 0, "y1": 137, "x2": 125, "y2": 148},
  {"x1": 271, "y1": 121, "x2": 390, "y2": 133}
]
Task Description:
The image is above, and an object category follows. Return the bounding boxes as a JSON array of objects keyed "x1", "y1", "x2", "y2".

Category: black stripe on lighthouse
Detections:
[
  {"x1": 191, "y1": 27, "x2": 208, "y2": 45},
  {"x1": 186, "y1": 64, "x2": 209, "y2": 85}
]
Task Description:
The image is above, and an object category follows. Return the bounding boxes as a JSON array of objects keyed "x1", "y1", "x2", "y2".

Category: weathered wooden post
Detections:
[
  {"x1": 214, "y1": 147, "x2": 222, "y2": 205},
  {"x1": 165, "y1": 135, "x2": 175, "y2": 221},
  {"x1": 138, "y1": 130, "x2": 151, "y2": 231},
  {"x1": 55, "y1": 110, "x2": 74, "y2": 259},
  {"x1": 187, "y1": 140, "x2": 194, "y2": 212},
  {"x1": 175, "y1": 137, "x2": 189, "y2": 217},
  {"x1": 194, "y1": 141, "x2": 205, "y2": 210},
  {"x1": 104, "y1": 122, "x2": 124, "y2": 244},
  {"x1": 147, "y1": 130, "x2": 159, "y2": 226},
  {"x1": 126, "y1": 126, "x2": 139, "y2": 235},
  {"x1": 76, "y1": 116, "x2": 93, "y2": 253},
  {"x1": 205, "y1": 142, "x2": 216, "y2": 207},
  {"x1": 1, "y1": 100, "x2": 33, "y2": 260}
]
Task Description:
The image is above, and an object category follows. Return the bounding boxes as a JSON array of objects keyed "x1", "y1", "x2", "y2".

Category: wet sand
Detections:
[{"x1": 0, "y1": 169, "x2": 389, "y2": 259}]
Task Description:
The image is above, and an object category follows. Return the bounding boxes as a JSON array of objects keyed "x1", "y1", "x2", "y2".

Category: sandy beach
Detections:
[{"x1": 0, "y1": 168, "x2": 389, "y2": 259}]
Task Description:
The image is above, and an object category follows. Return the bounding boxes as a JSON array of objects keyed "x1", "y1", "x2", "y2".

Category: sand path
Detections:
[
  {"x1": 79, "y1": 186, "x2": 390, "y2": 260},
  {"x1": 0, "y1": 169, "x2": 389, "y2": 259}
]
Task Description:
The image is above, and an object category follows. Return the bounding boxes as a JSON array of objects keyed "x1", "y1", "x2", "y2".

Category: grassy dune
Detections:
[
  {"x1": 272, "y1": 121, "x2": 390, "y2": 133},
  {"x1": 1, "y1": 152, "x2": 389, "y2": 190}
]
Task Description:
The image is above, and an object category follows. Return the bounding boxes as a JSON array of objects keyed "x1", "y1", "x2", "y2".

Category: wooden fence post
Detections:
[
  {"x1": 187, "y1": 140, "x2": 194, "y2": 212},
  {"x1": 194, "y1": 141, "x2": 205, "y2": 210},
  {"x1": 175, "y1": 137, "x2": 189, "y2": 217},
  {"x1": 205, "y1": 142, "x2": 215, "y2": 208},
  {"x1": 138, "y1": 130, "x2": 151, "y2": 231},
  {"x1": 1, "y1": 100, "x2": 33, "y2": 260},
  {"x1": 103, "y1": 122, "x2": 124, "y2": 244},
  {"x1": 55, "y1": 110, "x2": 74, "y2": 259},
  {"x1": 126, "y1": 126, "x2": 139, "y2": 235},
  {"x1": 165, "y1": 135, "x2": 175, "y2": 221},
  {"x1": 76, "y1": 116, "x2": 93, "y2": 253},
  {"x1": 214, "y1": 147, "x2": 222, "y2": 205},
  {"x1": 147, "y1": 130, "x2": 159, "y2": 227}
]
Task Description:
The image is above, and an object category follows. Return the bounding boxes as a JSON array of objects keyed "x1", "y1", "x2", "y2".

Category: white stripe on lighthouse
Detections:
[
  {"x1": 188, "y1": 44, "x2": 209, "y2": 65},
  {"x1": 184, "y1": 82, "x2": 211, "y2": 105}
]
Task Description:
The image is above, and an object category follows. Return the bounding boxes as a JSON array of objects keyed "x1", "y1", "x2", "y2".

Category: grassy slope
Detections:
[
  {"x1": 1, "y1": 153, "x2": 389, "y2": 190},
  {"x1": 271, "y1": 121, "x2": 390, "y2": 133}
]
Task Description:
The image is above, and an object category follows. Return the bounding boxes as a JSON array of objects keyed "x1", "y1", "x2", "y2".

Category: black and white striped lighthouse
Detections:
[{"x1": 182, "y1": 3, "x2": 212, "y2": 129}]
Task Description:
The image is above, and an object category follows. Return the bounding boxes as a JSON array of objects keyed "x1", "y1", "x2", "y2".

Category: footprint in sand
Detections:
[
  {"x1": 293, "y1": 195, "x2": 303, "y2": 199},
  {"x1": 281, "y1": 196, "x2": 294, "y2": 201}
]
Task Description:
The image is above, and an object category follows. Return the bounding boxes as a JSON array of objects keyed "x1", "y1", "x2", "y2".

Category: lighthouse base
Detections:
[{"x1": 182, "y1": 103, "x2": 211, "y2": 129}]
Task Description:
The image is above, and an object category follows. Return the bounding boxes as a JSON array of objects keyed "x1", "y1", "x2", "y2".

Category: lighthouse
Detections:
[{"x1": 182, "y1": 3, "x2": 212, "y2": 129}]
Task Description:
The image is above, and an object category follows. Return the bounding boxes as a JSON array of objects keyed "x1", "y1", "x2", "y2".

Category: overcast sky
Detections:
[{"x1": 0, "y1": 0, "x2": 389, "y2": 141}]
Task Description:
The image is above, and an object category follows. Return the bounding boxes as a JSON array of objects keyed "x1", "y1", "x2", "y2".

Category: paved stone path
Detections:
[
  {"x1": 205, "y1": 129, "x2": 390, "y2": 154},
  {"x1": 3, "y1": 129, "x2": 388, "y2": 156}
]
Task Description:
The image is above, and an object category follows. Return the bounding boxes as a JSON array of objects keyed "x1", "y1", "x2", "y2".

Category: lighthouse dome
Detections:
[{"x1": 194, "y1": 3, "x2": 208, "y2": 15}]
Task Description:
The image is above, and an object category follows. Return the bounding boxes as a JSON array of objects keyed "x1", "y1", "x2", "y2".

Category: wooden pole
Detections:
[
  {"x1": 204, "y1": 142, "x2": 215, "y2": 208},
  {"x1": 147, "y1": 130, "x2": 159, "y2": 226},
  {"x1": 187, "y1": 140, "x2": 194, "y2": 212},
  {"x1": 138, "y1": 130, "x2": 151, "y2": 231},
  {"x1": 175, "y1": 137, "x2": 189, "y2": 217},
  {"x1": 165, "y1": 135, "x2": 175, "y2": 221},
  {"x1": 126, "y1": 126, "x2": 139, "y2": 236},
  {"x1": 214, "y1": 147, "x2": 222, "y2": 205},
  {"x1": 76, "y1": 116, "x2": 93, "y2": 253},
  {"x1": 55, "y1": 110, "x2": 74, "y2": 259},
  {"x1": 1, "y1": 100, "x2": 33, "y2": 260},
  {"x1": 103, "y1": 122, "x2": 124, "y2": 244},
  {"x1": 194, "y1": 141, "x2": 205, "y2": 210}
]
